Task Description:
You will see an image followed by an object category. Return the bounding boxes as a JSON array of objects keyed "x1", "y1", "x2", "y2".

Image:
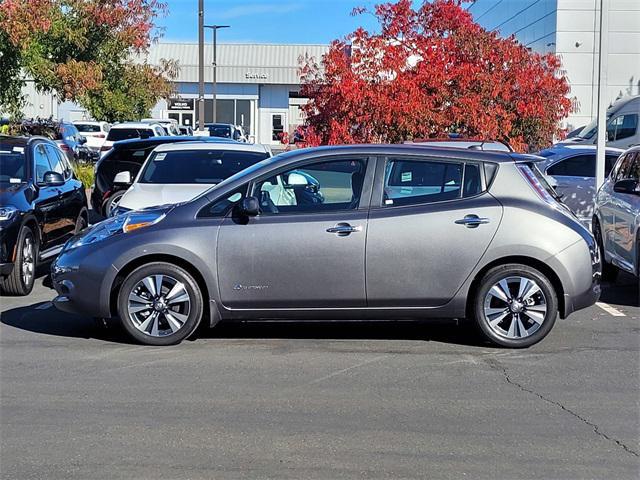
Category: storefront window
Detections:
[{"x1": 196, "y1": 99, "x2": 253, "y2": 134}]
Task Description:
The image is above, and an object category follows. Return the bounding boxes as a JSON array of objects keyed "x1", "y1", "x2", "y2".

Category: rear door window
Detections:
[
  {"x1": 33, "y1": 144, "x2": 52, "y2": 183},
  {"x1": 383, "y1": 159, "x2": 463, "y2": 206},
  {"x1": 107, "y1": 128, "x2": 154, "y2": 141}
]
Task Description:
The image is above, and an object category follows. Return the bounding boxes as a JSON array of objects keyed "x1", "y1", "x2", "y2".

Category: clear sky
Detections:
[{"x1": 157, "y1": 0, "x2": 382, "y2": 44}]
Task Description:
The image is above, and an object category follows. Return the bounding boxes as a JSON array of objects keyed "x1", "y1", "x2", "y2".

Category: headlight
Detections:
[
  {"x1": 67, "y1": 209, "x2": 167, "y2": 250},
  {"x1": 0, "y1": 206, "x2": 18, "y2": 221}
]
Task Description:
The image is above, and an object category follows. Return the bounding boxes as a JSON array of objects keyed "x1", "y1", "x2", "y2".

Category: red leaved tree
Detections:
[{"x1": 300, "y1": 0, "x2": 573, "y2": 152}]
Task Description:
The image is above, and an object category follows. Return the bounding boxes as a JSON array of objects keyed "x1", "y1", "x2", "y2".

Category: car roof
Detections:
[
  {"x1": 153, "y1": 141, "x2": 269, "y2": 153},
  {"x1": 269, "y1": 144, "x2": 523, "y2": 164},
  {"x1": 0, "y1": 134, "x2": 53, "y2": 146},
  {"x1": 538, "y1": 144, "x2": 625, "y2": 157},
  {"x1": 73, "y1": 120, "x2": 104, "y2": 125},
  {"x1": 111, "y1": 135, "x2": 237, "y2": 150},
  {"x1": 111, "y1": 122, "x2": 160, "y2": 129}
]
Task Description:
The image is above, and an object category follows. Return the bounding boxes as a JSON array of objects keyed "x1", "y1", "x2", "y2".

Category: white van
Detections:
[{"x1": 559, "y1": 95, "x2": 639, "y2": 150}]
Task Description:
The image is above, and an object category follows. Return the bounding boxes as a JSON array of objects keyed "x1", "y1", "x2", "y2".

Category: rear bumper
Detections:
[{"x1": 557, "y1": 238, "x2": 601, "y2": 318}]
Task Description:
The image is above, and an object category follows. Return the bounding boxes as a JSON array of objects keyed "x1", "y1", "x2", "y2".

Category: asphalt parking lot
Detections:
[{"x1": 1, "y1": 269, "x2": 638, "y2": 479}]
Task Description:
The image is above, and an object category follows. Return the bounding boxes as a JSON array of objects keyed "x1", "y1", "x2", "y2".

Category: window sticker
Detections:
[
  {"x1": 384, "y1": 199, "x2": 394, "y2": 205},
  {"x1": 155, "y1": 153, "x2": 167, "y2": 161},
  {"x1": 10, "y1": 178, "x2": 21, "y2": 183},
  {"x1": 401, "y1": 171, "x2": 412, "y2": 182},
  {"x1": 13, "y1": 147, "x2": 24, "y2": 154}
]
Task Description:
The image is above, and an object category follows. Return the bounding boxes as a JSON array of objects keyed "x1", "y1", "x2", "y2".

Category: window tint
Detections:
[
  {"x1": 75, "y1": 123, "x2": 101, "y2": 133},
  {"x1": 463, "y1": 163, "x2": 482, "y2": 197},
  {"x1": 140, "y1": 150, "x2": 269, "y2": 184},
  {"x1": 255, "y1": 159, "x2": 366, "y2": 214},
  {"x1": 609, "y1": 114, "x2": 638, "y2": 141},
  {"x1": 33, "y1": 144, "x2": 52, "y2": 183},
  {"x1": 208, "y1": 125, "x2": 232, "y2": 138},
  {"x1": 384, "y1": 159, "x2": 463, "y2": 206},
  {"x1": 547, "y1": 155, "x2": 594, "y2": 177},
  {"x1": 106, "y1": 128, "x2": 154, "y2": 141},
  {"x1": 0, "y1": 143, "x2": 26, "y2": 181},
  {"x1": 44, "y1": 144, "x2": 66, "y2": 176}
]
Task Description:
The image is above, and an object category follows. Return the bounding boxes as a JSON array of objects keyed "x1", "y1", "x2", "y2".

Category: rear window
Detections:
[
  {"x1": 139, "y1": 149, "x2": 269, "y2": 184},
  {"x1": 107, "y1": 128, "x2": 154, "y2": 141},
  {"x1": 208, "y1": 125, "x2": 232, "y2": 138},
  {"x1": 76, "y1": 124, "x2": 101, "y2": 133}
]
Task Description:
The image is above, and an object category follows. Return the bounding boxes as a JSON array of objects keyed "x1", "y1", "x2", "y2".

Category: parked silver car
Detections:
[
  {"x1": 536, "y1": 144, "x2": 624, "y2": 226},
  {"x1": 51, "y1": 145, "x2": 600, "y2": 348},
  {"x1": 593, "y1": 146, "x2": 640, "y2": 280}
]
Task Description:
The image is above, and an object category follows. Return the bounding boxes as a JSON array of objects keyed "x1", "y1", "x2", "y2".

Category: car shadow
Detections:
[
  {"x1": 0, "y1": 301, "x2": 491, "y2": 348},
  {"x1": 600, "y1": 272, "x2": 639, "y2": 308}
]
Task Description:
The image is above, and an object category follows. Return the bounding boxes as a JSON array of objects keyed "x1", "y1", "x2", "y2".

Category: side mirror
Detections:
[
  {"x1": 613, "y1": 179, "x2": 640, "y2": 195},
  {"x1": 238, "y1": 196, "x2": 260, "y2": 217},
  {"x1": 43, "y1": 171, "x2": 65, "y2": 186},
  {"x1": 113, "y1": 171, "x2": 132, "y2": 185}
]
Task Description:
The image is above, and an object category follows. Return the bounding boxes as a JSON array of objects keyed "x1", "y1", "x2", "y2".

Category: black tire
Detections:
[
  {"x1": 593, "y1": 220, "x2": 618, "y2": 282},
  {"x1": 117, "y1": 262, "x2": 203, "y2": 346},
  {"x1": 472, "y1": 264, "x2": 558, "y2": 348},
  {"x1": 104, "y1": 190, "x2": 126, "y2": 217},
  {"x1": 74, "y1": 210, "x2": 88, "y2": 234},
  {"x1": 0, "y1": 225, "x2": 38, "y2": 296}
]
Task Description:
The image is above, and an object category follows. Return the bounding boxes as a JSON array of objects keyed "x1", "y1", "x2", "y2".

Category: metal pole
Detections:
[
  {"x1": 595, "y1": 0, "x2": 610, "y2": 190},
  {"x1": 197, "y1": 0, "x2": 205, "y2": 132},
  {"x1": 213, "y1": 28, "x2": 217, "y2": 124}
]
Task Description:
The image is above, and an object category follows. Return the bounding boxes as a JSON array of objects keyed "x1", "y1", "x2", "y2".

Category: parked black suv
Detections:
[
  {"x1": 0, "y1": 135, "x2": 88, "y2": 295},
  {"x1": 91, "y1": 136, "x2": 236, "y2": 217}
]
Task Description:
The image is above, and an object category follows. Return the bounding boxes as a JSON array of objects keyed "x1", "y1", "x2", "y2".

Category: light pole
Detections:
[
  {"x1": 204, "y1": 24, "x2": 230, "y2": 124},
  {"x1": 595, "y1": 0, "x2": 610, "y2": 190},
  {"x1": 197, "y1": 0, "x2": 205, "y2": 132}
]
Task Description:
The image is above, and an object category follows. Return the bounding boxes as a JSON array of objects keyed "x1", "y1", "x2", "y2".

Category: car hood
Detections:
[
  {"x1": 119, "y1": 183, "x2": 215, "y2": 210},
  {"x1": 0, "y1": 182, "x2": 30, "y2": 209}
]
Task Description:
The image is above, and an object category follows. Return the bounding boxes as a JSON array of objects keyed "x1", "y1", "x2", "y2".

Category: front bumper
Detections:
[{"x1": 50, "y1": 243, "x2": 119, "y2": 318}]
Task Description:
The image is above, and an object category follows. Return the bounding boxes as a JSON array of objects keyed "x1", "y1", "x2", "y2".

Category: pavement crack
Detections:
[{"x1": 485, "y1": 358, "x2": 639, "y2": 458}]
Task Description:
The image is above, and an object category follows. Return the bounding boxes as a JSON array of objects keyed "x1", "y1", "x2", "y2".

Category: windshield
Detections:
[
  {"x1": 107, "y1": 128, "x2": 154, "y2": 141},
  {"x1": 139, "y1": 149, "x2": 270, "y2": 184},
  {"x1": 208, "y1": 125, "x2": 232, "y2": 138},
  {"x1": 75, "y1": 123, "x2": 101, "y2": 133},
  {"x1": 577, "y1": 114, "x2": 611, "y2": 139},
  {"x1": 0, "y1": 145, "x2": 27, "y2": 182}
]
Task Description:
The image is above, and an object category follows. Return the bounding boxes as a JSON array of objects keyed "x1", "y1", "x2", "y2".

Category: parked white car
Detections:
[
  {"x1": 73, "y1": 121, "x2": 110, "y2": 152},
  {"x1": 100, "y1": 122, "x2": 166, "y2": 156},
  {"x1": 110, "y1": 141, "x2": 272, "y2": 215},
  {"x1": 141, "y1": 118, "x2": 181, "y2": 136}
]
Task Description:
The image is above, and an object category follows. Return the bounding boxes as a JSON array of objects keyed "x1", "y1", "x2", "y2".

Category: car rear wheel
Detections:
[
  {"x1": 0, "y1": 225, "x2": 38, "y2": 296},
  {"x1": 593, "y1": 220, "x2": 618, "y2": 282},
  {"x1": 117, "y1": 262, "x2": 203, "y2": 346},
  {"x1": 472, "y1": 264, "x2": 557, "y2": 348}
]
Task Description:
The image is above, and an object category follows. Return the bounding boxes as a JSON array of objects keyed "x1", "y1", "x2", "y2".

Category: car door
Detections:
[
  {"x1": 43, "y1": 144, "x2": 82, "y2": 241},
  {"x1": 216, "y1": 156, "x2": 373, "y2": 310},
  {"x1": 32, "y1": 143, "x2": 65, "y2": 248},
  {"x1": 366, "y1": 156, "x2": 502, "y2": 307},
  {"x1": 613, "y1": 152, "x2": 640, "y2": 271}
]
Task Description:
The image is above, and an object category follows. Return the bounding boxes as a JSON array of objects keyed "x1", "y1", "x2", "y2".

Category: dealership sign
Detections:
[
  {"x1": 245, "y1": 72, "x2": 268, "y2": 80},
  {"x1": 168, "y1": 98, "x2": 194, "y2": 111}
]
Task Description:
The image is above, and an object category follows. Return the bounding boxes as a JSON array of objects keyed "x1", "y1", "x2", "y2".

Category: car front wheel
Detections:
[
  {"x1": 0, "y1": 225, "x2": 38, "y2": 296},
  {"x1": 117, "y1": 262, "x2": 204, "y2": 346},
  {"x1": 472, "y1": 264, "x2": 558, "y2": 348}
]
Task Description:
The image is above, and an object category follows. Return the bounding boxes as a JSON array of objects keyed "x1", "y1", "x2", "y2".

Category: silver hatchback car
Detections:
[
  {"x1": 51, "y1": 145, "x2": 601, "y2": 348},
  {"x1": 593, "y1": 146, "x2": 640, "y2": 280}
]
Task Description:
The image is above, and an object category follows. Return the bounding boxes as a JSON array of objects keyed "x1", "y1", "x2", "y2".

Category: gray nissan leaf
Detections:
[{"x1": 51, "y1": 145, "x2": 601, "y2": 348}]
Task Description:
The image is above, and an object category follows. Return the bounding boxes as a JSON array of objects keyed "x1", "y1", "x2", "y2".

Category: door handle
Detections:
[
  {"x1": 326, "y1": 223, "x2": 362, "y2": 236},
  {"x1": 455, "y1": 215, "x2": 490, "y2": 228}
]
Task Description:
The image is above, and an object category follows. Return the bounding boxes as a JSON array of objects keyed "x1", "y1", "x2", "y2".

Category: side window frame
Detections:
[
  {"x1": 247, "y1": 155, "x2": 376, "y2": 216},
  {"x1": 33, "y1": 142, "x2": 53, "y2": 184},
  {"x1": 372, "y1": 155, "x2": 486, "y2": 209}
]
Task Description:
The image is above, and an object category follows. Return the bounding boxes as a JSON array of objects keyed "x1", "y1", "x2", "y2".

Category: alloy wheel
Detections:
[
  {"x1": 21, "y1": 235, "x2": 35, "y2": 287},
  {"x1": 127, "y1": 274, "x2": 191, "y2": 337},
  {"x1": 482, "y1": 276, "x2": 547, "y2": 339}
]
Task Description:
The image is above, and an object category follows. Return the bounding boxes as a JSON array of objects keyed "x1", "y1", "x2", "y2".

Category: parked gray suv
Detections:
[
  {"x1": 51, "y1": 145, "x2": 601, "y2": 348},
  {"x1": 593, "y1": 146, "x2": 640, "y2": 280}
]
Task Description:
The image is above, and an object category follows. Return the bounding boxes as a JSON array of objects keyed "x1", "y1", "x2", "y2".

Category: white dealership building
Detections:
[{"x1": 468, "y1": 0, "x2": 640, "y2": 130}]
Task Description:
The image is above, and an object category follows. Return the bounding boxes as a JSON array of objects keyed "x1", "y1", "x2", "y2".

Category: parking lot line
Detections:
[{"x1": 596, "y1": 302, "x2": 627, "y2": 317}]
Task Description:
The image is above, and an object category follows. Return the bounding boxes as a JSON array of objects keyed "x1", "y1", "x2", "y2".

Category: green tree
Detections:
[{"x1": 0, "y1": 0, "x2": 176, "y2": 121}]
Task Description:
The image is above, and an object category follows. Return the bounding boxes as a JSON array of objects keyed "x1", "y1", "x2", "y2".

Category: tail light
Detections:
[
  {"x1": 96, "y1": 134, "x2": 105, "y2": 138},
  {"x1": 100, "y1": 145, "x2": 111, "y2": 152},
  {"x1": 59, "y1": 144, "x2": 70, "y2": 151},
  {"x1": 516, "y1": 164, "x2": 559, "y2": 207}
]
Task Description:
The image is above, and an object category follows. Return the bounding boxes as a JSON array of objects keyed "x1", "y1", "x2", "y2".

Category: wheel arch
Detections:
[
  {"x1": 109, "y1": 254, "x2": 212, "y2": 324},
  {"x1": 465, "y1": 256, "x2": 565, "y2": 319}
]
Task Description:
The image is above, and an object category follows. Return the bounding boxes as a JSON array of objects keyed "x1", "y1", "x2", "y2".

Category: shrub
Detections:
[{"x1": 72, "y1": 161, "x2": 95, "y2": 190}]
